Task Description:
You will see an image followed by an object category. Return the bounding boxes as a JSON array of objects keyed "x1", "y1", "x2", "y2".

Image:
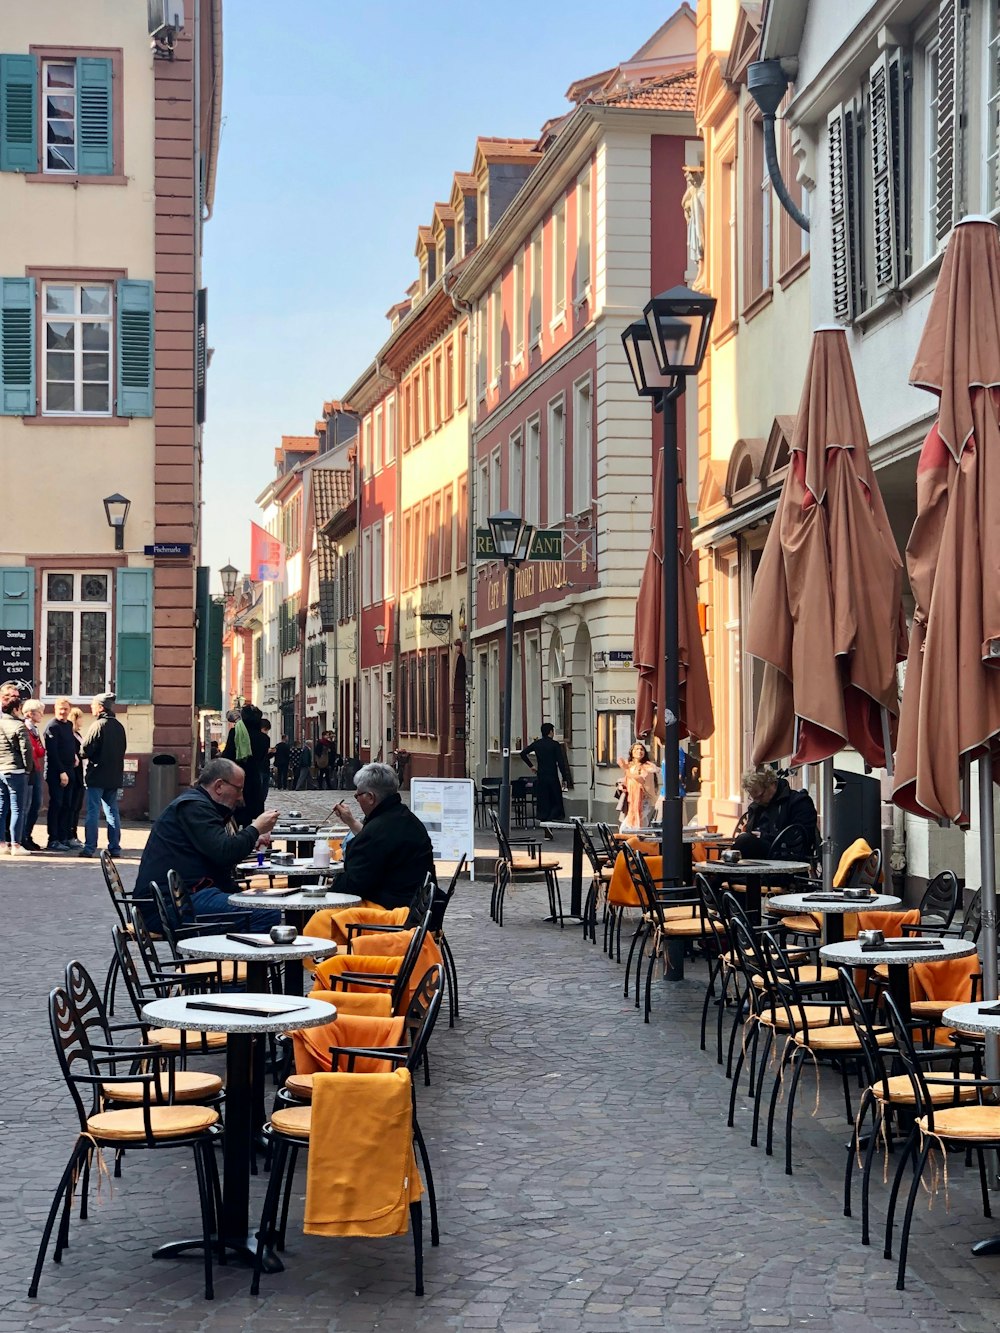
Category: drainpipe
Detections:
[
  {"x1": 747, "y1": 59, "x2": 810, "y2": 233},
  {"x1": 444, "y1": 269, "x2": 475, "y2": 780}
]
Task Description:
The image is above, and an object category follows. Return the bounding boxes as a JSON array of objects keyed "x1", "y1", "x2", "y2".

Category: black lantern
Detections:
[
  {"x1": 622, "y1": 320, "x2": 679, "y2": 398},
  {"x1": 102, "y1": 493, "x2": 131, "y2": 550},
  {"x1": 643, "y1": 284, "x2": 716, "y2": 379},
  {"x1": 487, "y1": 510, "x2": 534, "y2": 563},
  {"x1": 219, "y1": 563, "x2": 239, "y2": 599}
]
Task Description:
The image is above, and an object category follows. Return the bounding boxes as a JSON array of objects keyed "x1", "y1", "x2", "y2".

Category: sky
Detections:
[{"x1": 201, "y1": 0, "x2": 682, "y2": 591}]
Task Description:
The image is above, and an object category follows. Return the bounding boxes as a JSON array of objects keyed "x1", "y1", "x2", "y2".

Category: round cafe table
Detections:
[
  {"x1": 819, "y1": 936, "x2": 977, "y2": 1023},
  {"x1": 176, "y1": 932, "x2": 338, "y2": 994},
  {"x1": 766, "y1": 891, "x2": 901, "y2": 945},
  {"x1": 941, "y1": 1002, "x2": 1000, "y2": 1258},
  {"x1": 692, "y1": 859, "x2": 810, "y2": 926},
  {"x1": 141, "y1": 992, "x2": 335, "y2": 1270},
  {"x1": 227, "y1": 889, "x2": 361, "y2": 994}
]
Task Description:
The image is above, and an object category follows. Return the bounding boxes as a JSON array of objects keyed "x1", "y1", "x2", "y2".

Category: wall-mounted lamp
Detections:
[
  {"x1": 103, "y1": 493, "x2": 131, "y2": 551},
  {"x1": 219, "y1": 562, "x2": 239, "y2": 599},
  {"x1": 374, "y1": 622, "x2": 386, "y2": 647}
]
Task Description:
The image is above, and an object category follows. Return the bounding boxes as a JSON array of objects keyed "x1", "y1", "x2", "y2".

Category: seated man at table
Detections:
[
  {"x1": 733, "y1": 767, "x2": 817, "y2": 862},
  {"x1": 304, "y1": 762, "x2": 434, "y2": 947},
  {"x1": 134, "y1": 757, "x2": 282, "y2": 931}
]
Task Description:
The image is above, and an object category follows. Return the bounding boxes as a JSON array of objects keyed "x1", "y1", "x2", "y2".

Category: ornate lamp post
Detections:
[{"x1": 487, "y1": 509, "x2": 535, "y2": 839}]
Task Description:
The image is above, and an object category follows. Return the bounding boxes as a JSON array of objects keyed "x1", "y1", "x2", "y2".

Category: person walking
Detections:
[
  {"x1": 520, "y1": 723, "x2": 573, "y2": 823},
  {"x1": 274, "y1": 734, "x2": 290, "y2": 790},
  {"x1": 222, "y1": 703, "x2": 268, "y2": 826},
  {"x1": 67, "y1": 706, "x2": 86, "y2": 848},
  {"x1": 259, "y1": 718, "x2": 273, "y2": 803},
  {"x1": 314, "y1": 730, "x2": 334, "y2": 789},
  {"x1": 0, "y1": 692, "x2": 34, "y2": 855},
  {"x1": 20, "y1": 699, "x2": 46, "y2": 851},
  {"x1": 294, "y1": 740, "x2": 313, "y2": 791},
  {"x1": 79, "y1": 694, "x2": 127, "y2": 858},
  {"x1": 616, "y1": 741, "x2": 659, "y2": 832},
  {"x1": 43, "y1": 698, "x2": 77, "y2": 851}
]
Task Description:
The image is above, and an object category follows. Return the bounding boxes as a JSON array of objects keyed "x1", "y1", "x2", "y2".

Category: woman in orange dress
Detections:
[{"x1": 616, "y1": 742, "x2": 659, "y2": 831}]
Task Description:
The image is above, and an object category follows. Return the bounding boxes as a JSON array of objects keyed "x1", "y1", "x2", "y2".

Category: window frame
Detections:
[
  {"x1": 40, "y1": 568, "x2": 112, "y2": 702},
  {"x1": 550, "y1": 197, "x2": 567, "y2": 324},
  {"x1": 571, "y1": 374, "x2": 593, "y2": 516},
  {"x1": 524, "y1": 413, "x2": 541, "y2": 528},
  {"x1": 512, "y1": 249, "x2": 525, "y2": 360},
  {"x1": 575, "y1": 166, "x2": 591, "y2": 301},
  {"x1": 545, "y1": 394, "x2": 566, "y2": 527},
  {"x1": 27, "y1": 45, "x2": 125, "y2": 186},
  {"x1": 41, "y1": 278, "x2": 114, "y2": 417}
]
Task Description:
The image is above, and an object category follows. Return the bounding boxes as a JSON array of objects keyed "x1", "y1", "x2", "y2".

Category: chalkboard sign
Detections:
[{"x1": 0, "y1": 628, "x2": 33, "y2": 684}]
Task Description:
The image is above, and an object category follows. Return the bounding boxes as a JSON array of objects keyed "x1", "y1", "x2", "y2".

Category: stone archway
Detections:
[
  {"x1": 449, "y1": 651, "x2": 468, "y2": 777},
  {"x1": 569, "y1": 622, "x2": 593, "y2": 814}
]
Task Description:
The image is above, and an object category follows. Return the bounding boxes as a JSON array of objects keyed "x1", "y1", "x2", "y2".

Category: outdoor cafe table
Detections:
[
  {"x1": 233, "y1": 855, "x2": 344, "y2": 886},
  {"x1": 766, "y1": 891, "x2": 901, "y2": 945},
  {"x1": 140, "y1": 992, "x2": 335, "y2": 1270},
  {"x1": 692, "y1": 859, "x2": 810, "y2": 926},
  {"x1": 820, "y1": 936, "x2": 977, "y2": 1023},
  {"x1": 227, "y1": 888, "x2": 361, "y2": 994},
  {"x1": 176, "y1": 932, "x2": 338, "y2": 995},
  {"x1": 942, "y1": 1001, "x2": 1000, "y2": 1259}
]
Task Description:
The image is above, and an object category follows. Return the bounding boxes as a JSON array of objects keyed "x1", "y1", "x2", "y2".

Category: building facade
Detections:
[{"x1": 0, "y1": 0, "x2": 222, "y2": 812}]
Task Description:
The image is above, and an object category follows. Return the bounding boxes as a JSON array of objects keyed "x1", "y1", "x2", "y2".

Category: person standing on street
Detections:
[
  {"x1": 259, "y1": 718, "x2": 273, "y2": 802},
  {"x1": 20, "y1": 699, "x2": 46, "y2": 851},
  {"x1": 44, "y1": 698, "x2": 77, "y2": 851},
  {"x1": 68, "y1": 706, "x2": 86, "y2": 846},
  {"x1": 274, "y1": 734, "x2": 290, "y2": 790},
  {"x1": 520, "y1": 723, "x2": 573, "y2": 824},
  {"x1": 0, "y1": 692, "x2": 34, "y2": 855},
  {"x1": 79, "y1": 693, "x2": 126, "y2": 858}
]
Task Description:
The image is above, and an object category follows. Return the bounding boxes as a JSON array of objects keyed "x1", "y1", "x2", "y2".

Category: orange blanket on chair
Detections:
[
  {"x1": 309, "y1": 987, "x2": 393, "y2": 1017},
  {"x1": 311, "y1": 931, "x2": 442, "y2": 1013},
  {"x1": 303, "y1": 903, "x2": 410, "y2": 948},
  {"x1": 607, "y1": 842, "x2": 659, "y2": 908},
  {"x1": 293, "y1": 1012, "x2": 405, "y2": 1075},
  {"x1": 304, "y1": 1069, "x2": 422, "y2": 1238}
]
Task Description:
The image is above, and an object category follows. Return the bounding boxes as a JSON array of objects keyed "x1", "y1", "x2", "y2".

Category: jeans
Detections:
[
  {"x1": 24, "y1": 770, "x2": 43, "y2": 841},
  {"x1": 191, "y1": 884, "x2": 280, "y2": 930},
  {"x1": 85, "y1": 785, "x2": 121, "y2": 854},
  {"x1": 0, "y1": 771, "x2": 27, "y2": 846}
]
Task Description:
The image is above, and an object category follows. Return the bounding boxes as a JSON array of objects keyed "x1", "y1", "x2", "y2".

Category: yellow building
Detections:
[{"x1": 0, "y1": 1, "x2": 222, "y2": 808}]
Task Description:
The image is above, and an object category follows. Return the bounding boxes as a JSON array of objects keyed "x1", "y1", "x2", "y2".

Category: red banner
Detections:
[{"x1": 250, "y1": 522, "x2": 285, "y2": 582}]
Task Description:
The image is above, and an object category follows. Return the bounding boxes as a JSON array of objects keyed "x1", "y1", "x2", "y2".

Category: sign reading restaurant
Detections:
[{"x1": 474, "y1": 528, "x2": 564, "y2": 561}]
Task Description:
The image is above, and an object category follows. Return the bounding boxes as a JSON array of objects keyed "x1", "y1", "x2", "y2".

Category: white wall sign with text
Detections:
[{"x1": 410, "y1": 778, "x2": 475, "y2": 875}]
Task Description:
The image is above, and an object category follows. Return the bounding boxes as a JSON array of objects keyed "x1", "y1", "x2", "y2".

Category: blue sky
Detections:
[{"x1": 201, "y1": 0, "x2": 681, "y2": 588}]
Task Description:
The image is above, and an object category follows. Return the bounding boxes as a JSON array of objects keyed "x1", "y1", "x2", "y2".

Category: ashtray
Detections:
[
  {"x1": 842, "y1": 887, "x2": 874, "y2": 900},
  {"x1": 301, "y1": 886, "x2": 328, "y2": 898},
  {"x1": 287, "y1": 809, "x2": 302, "y2": 818},
  {"x1": 857, "y1": 928, "x2": 885, "y2": 947},
  {"x1": 269, "y1": 924, "x2": 297, "y2": 944}
]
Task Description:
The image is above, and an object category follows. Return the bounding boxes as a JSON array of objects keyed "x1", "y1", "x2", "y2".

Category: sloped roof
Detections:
[
  {"x1": 313, "y1": 468, "x2": 353, "y2": 631},
  {"x1": 590, "y1": 66, "x2": 696, "y2": 112}
]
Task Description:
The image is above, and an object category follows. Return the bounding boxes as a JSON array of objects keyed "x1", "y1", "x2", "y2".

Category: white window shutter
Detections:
[
  {"x1": 870, "y1": 49, "x2": 908, "y2": 294},
  {"x1": 828, "y1": 103, "x2": 858, "y2": 322},
  {"x1": 935, "y1": 0, "x2": 969, "y2": 246}
]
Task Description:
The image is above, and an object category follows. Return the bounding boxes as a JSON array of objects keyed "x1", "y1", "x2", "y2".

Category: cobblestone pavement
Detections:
[{"x1": 2, "y1": 795, "x2": 1000, "y2": 1330}]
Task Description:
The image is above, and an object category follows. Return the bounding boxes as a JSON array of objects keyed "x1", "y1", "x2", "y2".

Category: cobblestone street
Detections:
[{"x1": 2, "y1": 799, "x2": 1000, "y2": 1331}]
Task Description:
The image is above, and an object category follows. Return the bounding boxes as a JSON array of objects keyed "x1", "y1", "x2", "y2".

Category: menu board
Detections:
[{"x1": 410, "y1": 778, "x2": 475, "y2": 874}]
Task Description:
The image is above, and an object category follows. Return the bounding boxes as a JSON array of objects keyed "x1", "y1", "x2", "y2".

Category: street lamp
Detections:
[
  {"x1": 622, "y1": 284, "x2": 715, "y2": 890},
  {"x1": 219, "y1": 562, "x2": 239, "y2": 599},
  {"x1": 374, "y1": 622, "x2": 386, "y2": 647},
  {"x1": 103, "y1": 493, "x2": 131, "y2": 551},
  {"x1": 488, "y1": 509, "x2": 536, "y2": 839}
]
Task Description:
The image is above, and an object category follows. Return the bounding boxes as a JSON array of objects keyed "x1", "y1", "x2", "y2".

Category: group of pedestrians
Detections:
[
  {"x1": 270, "y1": 728, "x2": 360, "y2": 791},
  {"x1": 0, "y1": 683, "x2": 126, "y2": 856}
]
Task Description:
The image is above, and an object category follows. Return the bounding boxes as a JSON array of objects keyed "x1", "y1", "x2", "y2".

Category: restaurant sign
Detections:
[{"x1": 474, "y1": 528, "x2": 564, "y2": 561}]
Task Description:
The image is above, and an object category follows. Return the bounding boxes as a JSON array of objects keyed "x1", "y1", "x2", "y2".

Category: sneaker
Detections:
[
  {"x1": 22, "y1": 836, "x2": 39, "y2": 851},
  {"x1": 47, "y1": 841, "x2": 68, "y2": 852},
  {"x1": 65, "y1": 838, "x2": 84, "y2": 849},
  {"x1": 9, "y1": 844, "x2": 31, "y2": 856},
  {"x1": 77, "y1": 848, "x2": 97, "y2": 859}
]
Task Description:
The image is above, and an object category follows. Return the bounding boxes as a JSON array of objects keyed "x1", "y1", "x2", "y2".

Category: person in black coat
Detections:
[
  {"x1": 332, "y1": 762, "x2": 434, "y2": 911},
  {"x1": 222, "y1": 704, "x2": 270, "y2": 826},
  {"x1": 520, "y1": 723, "x2": 573, "y2": 822},
  {"x1": 733, "y1": 768, "x2": 818, "y2": 860}
]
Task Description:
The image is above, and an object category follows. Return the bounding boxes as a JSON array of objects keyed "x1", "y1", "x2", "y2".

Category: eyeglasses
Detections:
[{"x1": 218, "y1": 779, "x2": 245, "y2": 795}]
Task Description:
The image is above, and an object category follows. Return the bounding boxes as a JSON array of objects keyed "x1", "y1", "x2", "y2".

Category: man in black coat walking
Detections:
[
  {"x1": 520, "y1": 723, "x2": 573, "y2": 823},
  {"x1": 80, "y1": 694, "x2": 127, "y2": 858}
]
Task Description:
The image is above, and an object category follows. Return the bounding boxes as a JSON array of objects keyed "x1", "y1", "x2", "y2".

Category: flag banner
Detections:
[{"x1": 250, "y1": 522, "x2": 285, "y2": 582}]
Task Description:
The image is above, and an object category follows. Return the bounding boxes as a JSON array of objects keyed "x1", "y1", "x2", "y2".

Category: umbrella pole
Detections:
[
  {"x1": 821, "y1": 758, "x2": 835, "y2": 893},
  {"x1": 977, "y1": 751, "x2": 1000, "y2": 1203}
]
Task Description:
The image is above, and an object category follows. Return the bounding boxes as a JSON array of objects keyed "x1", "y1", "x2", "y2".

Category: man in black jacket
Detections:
[
  {"x1": 79, "y1": 693, "x2": 127, "y2": 858},
  {"x1": 333, "y1": 762, "x2": 434, "y2": 910},
  {"x1": 520, "y1": 723, "x2": 573, "y2": 824},
  {"x1": 134, "y1": 757, "x2": 281, "y2": 930},
  {"x1": 733, "y1": 768, "x2": 818, "y2": 861},
  {"x1": 43, "y1": 697, "x2": 77, "y2": 851}
]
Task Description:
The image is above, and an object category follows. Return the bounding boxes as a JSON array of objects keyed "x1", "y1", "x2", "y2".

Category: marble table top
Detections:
[
  {"x1": 141, "y1": 992, "x2": 335, "y2": 1035},
  {"x1": 176, "y1": 933, "x2": 338, "y2": 964},
  {"x1": 693, "y1": 860, "x2": 810, "y2": 876},
  {"x1": 819, "y1": 937, "x2": 978, "y2": 967},
  {"x1": 768, "y1": 891, "x2": 901, "y2": 915},
  {"x1": 942, "y1": 1001, "x2": 1000, "y2": 1035},
  {"x1": 229, "y1": 889, "x2": 360, "y2": 912}
]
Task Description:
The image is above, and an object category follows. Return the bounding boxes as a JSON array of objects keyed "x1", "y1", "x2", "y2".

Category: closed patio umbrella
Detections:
[
  {"x1": 633, "y1": 443, "x2": 714, "y2": 746},
  {"x1": 746, "y1": 327, "x2": 907, "y2": 887},
  {"x1": 894, "y1": 216, "x2": 1000, "y2": 1010}
]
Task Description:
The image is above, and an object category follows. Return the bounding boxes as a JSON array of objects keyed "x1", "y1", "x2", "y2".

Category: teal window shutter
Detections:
[
  {"x1": 0, "y1": 566, "x2": 34, "y2": 630},
  {"x1": 115, "y1": 568, "x2": 152, "y2": 704},
  {"x1": 77, "y1": 57, "x2": 113, "y2": 175},
  {"x1": 116, "y1": 279, "x2": 154, "y2": 417},
  {"x1": 0, "y1": 54, "x2": 39, "y2": 173},
  {"x1": 0, "y1": 277, "x2": 36, "y2": 416}
]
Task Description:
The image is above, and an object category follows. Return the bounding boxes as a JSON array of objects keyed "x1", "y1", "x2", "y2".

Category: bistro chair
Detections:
[
  {"x1": 100, "y1": 850, "x2": 159, "y2": 1014},
  {"x1": 28, "y1": 986, "x2": 223, "y2": 1302},
  {"x1": 620, "y1": 844, "x2": 711, "y2": 1022},
  {"x1": 777, "y1": 846, "x2": 883, "y2": 940},
  {"x1": 901, "y1": 870, "x2": 962, "y2": 934},
  {"x1": 574, "y1": 819, "x2": 615, "y2": 945},
  {"x1": 166, "y1": 867, "x2": 252, "y2": 932},
  {"x1": 489, "y1": 809, "x2": 563, "y2": 928},
  {"x1": 477, "y1": 777, "x2": 501, "y2": 828},
  {"x1": 251, "y1": 966, "x2": 444, "y2": 1297},
  {"x1": 149, "y1": 880, "x2": 249, "y2": 988},
  {"x1": 880, "y1": 993, "x2": 1000, "y2": 1290}
]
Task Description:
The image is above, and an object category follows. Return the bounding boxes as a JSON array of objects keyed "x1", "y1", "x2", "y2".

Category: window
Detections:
[
  {"x1": 414, "y1": 503, "x2": 424, "y2": 583},
  {"x1": 508, "y1": 428, "x2": 523, "y2": 513},
  {"x1": 42, "y1": 281, "x2": 112, "y2": 415},
  {"x1": 417, "y1": 652, "x2": 428, "y2": 733},
  {"x1": 512, "y1": 250, "x2": 524, "y2": 358},
  {"x1": 458, "y1": 326, "x2": 469, "y2": 407},
  {"x1": 422, "y1": 363, "x2": 432, "y2": 435},
  {"x1": 42, "y1": 570, "x2": 110, "y2": 698},
  {"x1": 743, "y1": 111, "x2": 771, "y2": 311},
  {"x1": 384, "y1": 513, "x2": 394, "y2": 599},
  {"x1": 16, "y1": 53, "x2": 118, "y2": 179},
  {"x1": 361, "y1": 670, "x2": 371, "y2": 749},
  {"x1": 402, "y1": 510, "x2": 413, "y2": 590},
  {"x1": 372, "y1": 520, "x2": 383, "y2": 604},
  {"x1": 373, "y1": 406, "x2": 383, "y2": 473},
  {"x1": 546, "y1": 397, "x2": 565, "y2": 525},
  {"x1": 718, "y1": 151, "x2": 737, "y2": 330},
  {"x1": 489, "y1": 281, "x2": 501, "y2": 385},
  {"x1": 926, "y1": 37, "x2": 942, "y2": 258},
  {"x1": 278, "y1": 596, "x2": 300, "y2": 653},
  {"x1": 361, "y1": 528, "x2": 372, "y2": 607},
  {"x1": 43, "y1": 60, "x2": 79, "y2": 173},
  {"x1": 413, "y1": 375, "x2": 422, "y2": 444},
  {"x1": 385, "y1": 395, "x2": 396, "y2": 463},
  {"x1": 529, "y1": 229, "x2": 543, "y2": 346},
  {"x1": 524, "y1": 414, "x2": 541, "y2": 527},
  {"x1": 399, "y1": 657, "x2": 409, "y2": 734},
  {"x1": 488, "y1": 644, "x2": 500, "y2": 751},
  {"x1": 551, "y1": 198, "x2": 566, "y2": 318},
  {"x1": 409, "y1": 651, "x2": 419, "y2": 733},
  {"x1": 490, "y1": 447, "x2": 502, "y2": 517},
  {"x1": 477, "y1": 649, "x2": 489, "y2": 758},
  {"x1": 575, "y1": 168, "x2": 591, "y2": 299},
  {"x1": 476, "y1": 458, "x2": 490, "y2": 527},
  {"x1": 571, "y1": 376, "x2": 592, "y2": 515},
  {"x1": 445, "y1": 340, "x2": 454, "y2": 418},
  {"x1": 524, "y1": 632, "x2": 540, "y2": 737},
  {"x1": 476, "y1": 302, "x2": 487, "y2": 398},
  {"x1": 429, "y1": 493, "x2": 441, "y2": 580},
  {"x1": 511, "y1": 635, "x2": 524, "y2": 750},
  {"x1": 442, "y1": 485, "x2": 454, "y2": 574},
  {"x1": 456, "y1": 473, "x2": 468, "y2": 570},
  {"x1": 433, "y1": 351, "x2": 443, "y2": 429},
  {"x1": 427, "y1": 650, "x2": 438, "y2": 737}
]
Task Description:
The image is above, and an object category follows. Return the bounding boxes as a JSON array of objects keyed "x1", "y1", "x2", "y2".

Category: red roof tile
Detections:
[{"x1": 590, "y1": 66, "x2": 696, "y2": 111}]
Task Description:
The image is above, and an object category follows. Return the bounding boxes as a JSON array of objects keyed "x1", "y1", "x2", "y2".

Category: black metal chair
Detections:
[
  {"x1": 100, "y1": 850, "x2": 158, "y2": 1014},
  {"x1": 252, "y1": 965, "x2": 445, "y2": 1297},
  {"x1": 489, "y1": 809, "x2": 562, "y2": 927},
  {"x1": 166, "y1": 867, "x2": 251, "y2": 931},
  {"x1": 477, "y1": 777, "x2": 501, "y2": 828},
  {"x1": 28, "y1": 986, "x2": 223, "y2": 1302},
  {"x1": 904, "y1": 870, "x2": 962, "y2": 933},
  {"x1": 619, "y1": 844, "x2": 705, "y2": 1022},
  {"x1": 574, "y1": 819, "x2": 614, "y2": 945}
]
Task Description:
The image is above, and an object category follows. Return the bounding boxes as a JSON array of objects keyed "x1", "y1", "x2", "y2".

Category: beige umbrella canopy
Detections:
[
  {"x1": 747, "y1": 327, "x2": 907, "y2": 768},
  {"x1": 894, "y1": 218, "x2": 1000, "y2": 822},
  {"x1": 633, "y1": 442, "x2": 714, "y2": 744}
]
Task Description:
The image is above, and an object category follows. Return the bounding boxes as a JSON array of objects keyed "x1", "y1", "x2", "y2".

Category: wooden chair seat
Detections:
[
  {"x1": 875, "y1": 1072, "x2": 980, "y2": 1105},
  {"x1": 148, "y1": 1027, "x2": 228, "y2": 1052},
  {"x1": 270, "y1": 1105, "x2": 312, "y2": 1139},
  {"x1": 180, "y1": 959, "x2": 247, "y2": 984},
  {"x1": 284, "y1": 1073, "x2": 315, "y2": 1102},
  {"x1": 777, "y1": 913, "x2": 821, "y2": 935},
  {"x1": 86, "y1": 1104, "x2": 219, "y2": 1142},
  {"x1": 795, "y1": 1024, "x2": 894, "y2": 1051},
  {"x1": 919, "y1": 1105, "x2": 1000, "y2": 1141},
  {"x1": 510, "y1": 857, "x2": 561, "y2": 872},
  {"x1": 102, "y1": 1070, "x2": 222, "y2": 1103}
]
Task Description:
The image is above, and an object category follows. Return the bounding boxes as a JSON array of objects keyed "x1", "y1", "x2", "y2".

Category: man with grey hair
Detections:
[
  {"x1": 734, "y1": 766, "x2": 817, "y2": 860},
  {"x1": 133, "y1": 757, "x2": 281, "y2": 930},
  {"x1": 328, "y1": 761, "x2": 434, "y2": 913}
]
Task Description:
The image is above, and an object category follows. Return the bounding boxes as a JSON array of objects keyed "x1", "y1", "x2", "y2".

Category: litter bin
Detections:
[
  {"x1": 831, "y1": 768, "x2": 881, "y2": 867},
  {"x1": 148, "y1": 753, "x2": 178, "y2": 820}
]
